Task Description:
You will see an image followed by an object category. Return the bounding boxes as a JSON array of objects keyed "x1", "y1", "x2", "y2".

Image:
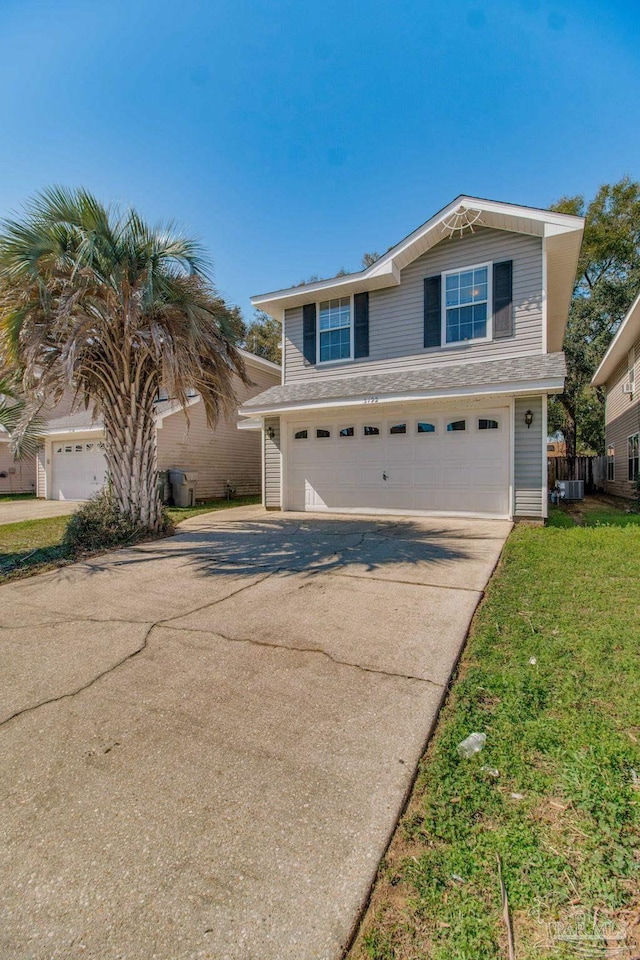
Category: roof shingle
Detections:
[{"x1": 242, "y1": 353, "x2": 566, "y2": 412}]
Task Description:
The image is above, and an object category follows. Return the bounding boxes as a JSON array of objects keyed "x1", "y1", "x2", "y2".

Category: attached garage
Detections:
[
  {"x1": 50, "y1": 439, "x2": 107, "y2": 500},
  {"x1": 285, "y1": 404, "x2": 510, "y2": 518}
]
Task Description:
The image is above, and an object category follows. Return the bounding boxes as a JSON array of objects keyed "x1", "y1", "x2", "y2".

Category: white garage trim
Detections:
[
  {"x1": 281, "y1": 400, "x2": 512, "y2": 520},
  {"x1": 45, "y1": 433, "x2": 108, "y2": 501}
]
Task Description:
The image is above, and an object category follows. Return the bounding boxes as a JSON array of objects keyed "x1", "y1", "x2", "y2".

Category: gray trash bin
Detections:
[
  {"x1": 157, "y1": 470, "x2": 172, "y2": 504},
  {"x1": 169, "y1": 469, "x2": 198, "y2": 507}
]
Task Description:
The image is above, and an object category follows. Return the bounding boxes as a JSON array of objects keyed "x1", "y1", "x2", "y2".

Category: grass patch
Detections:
[
  {"x1": 0, "y1": 492, "x2": 36, "y2": 502},
  {"x1": 166, "y1": 495, "x2": 260, "y2": 523},
  {"x1": 0, "y1": 516, "x2": 72, "y2": 581},
  {"x1": 349, "y1": 520, "x2": 640, "y2": 960},
  {"x1": 0, "y1": 495, "x2": 261, "y2": 583}
]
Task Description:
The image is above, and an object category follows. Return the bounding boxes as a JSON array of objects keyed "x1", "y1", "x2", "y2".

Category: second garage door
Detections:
[
  {"x1": 51, "y1": 440, "x2": 108, "y2": 500},
  {"x1": 286, "y1": 405, "x2": 510, "y2": 518}
]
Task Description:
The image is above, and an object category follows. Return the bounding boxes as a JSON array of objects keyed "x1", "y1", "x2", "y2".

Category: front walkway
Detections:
[{"x1": 0, "y1": 505, "x2": 511, "y2": 959}]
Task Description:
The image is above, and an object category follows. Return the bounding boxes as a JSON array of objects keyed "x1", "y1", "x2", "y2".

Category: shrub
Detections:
[{"x1": 63, "y1": 490, "x2": 174, "y2": 555}]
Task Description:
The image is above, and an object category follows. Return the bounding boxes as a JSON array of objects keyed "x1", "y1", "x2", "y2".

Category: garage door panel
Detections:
[
  {"x1": 288, "y1": 407, "x2": 510, "y2": 518},
  {"x1": 52, "y1": 441, "x2": 107, "y2": 501}
]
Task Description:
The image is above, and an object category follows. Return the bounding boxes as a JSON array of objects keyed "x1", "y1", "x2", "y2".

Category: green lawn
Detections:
[
  {"x1": 0, "y1": 492, "x2": 36, "y2": 502},
  {"x1": 350, "y1": 507, "x2": 640, "y2": 960},
  {"x1": 0, "y1": 496, "x2": 260, "y2": 583},
  {"x1": 166, "y1": 495, "x2": 260, "y2": 524}
]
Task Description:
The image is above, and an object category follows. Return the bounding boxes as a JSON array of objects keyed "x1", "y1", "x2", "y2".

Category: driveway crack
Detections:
[
  {"x1": 156, "y1": 623, "x2": 445, "y2": 688},
  {"x1": 0, "y1": 622, "x2": 156, "y2": 730}
]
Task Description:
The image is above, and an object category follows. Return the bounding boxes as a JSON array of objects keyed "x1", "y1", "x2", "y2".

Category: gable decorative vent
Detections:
[{"x1": 441, "y1": 205, "x2": 484, "y2": 239}]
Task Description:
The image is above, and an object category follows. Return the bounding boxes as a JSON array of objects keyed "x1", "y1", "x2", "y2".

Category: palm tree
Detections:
[
  {"x1": 0, "y1": 187, "x2": 247, "y2": 530},
  {"x1": 0, "y1": 375, "x2": 44, "y2": 458}
]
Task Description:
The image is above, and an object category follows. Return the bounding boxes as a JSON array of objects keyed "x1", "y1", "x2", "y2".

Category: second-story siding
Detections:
[{"x1": 284, "y1": 227, "x2": 543, "y2": 383}]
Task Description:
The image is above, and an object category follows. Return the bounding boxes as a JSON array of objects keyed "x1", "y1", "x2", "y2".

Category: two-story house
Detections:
[
  {"x1": 240, "y1": 197, "x2": 584, "y2": 520},
  {"x1": 592, "y1": 291, "x2": 640, "y2": 499}
]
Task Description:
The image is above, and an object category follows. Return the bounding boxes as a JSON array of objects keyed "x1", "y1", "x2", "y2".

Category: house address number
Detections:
[{"x1": 363, "y1": 395, "x2": 379, "y2": 404}]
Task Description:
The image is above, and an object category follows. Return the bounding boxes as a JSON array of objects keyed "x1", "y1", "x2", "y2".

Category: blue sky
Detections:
[{"x1": 1, "y1": 0, "x2": 639, "y2": 318}]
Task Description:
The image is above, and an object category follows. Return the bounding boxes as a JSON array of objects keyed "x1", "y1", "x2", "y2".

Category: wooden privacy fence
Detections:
[{"x1": 547, "y1": 455, "x2": 603, "y2": 492}]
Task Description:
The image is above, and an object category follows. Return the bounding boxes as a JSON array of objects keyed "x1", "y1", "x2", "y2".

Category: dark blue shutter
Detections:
[
  {"x1": 302, "y1": 303, "x2": 316, "y2": 365},
  {"x1": 354, "y1": 292, "x2": 369, "y2": 358},
  {"x1": 423, "y1": 275, "x2": 441, "y2": 348},
  {"x1": 493, "y1": 261, "x2": 513, "y2": 339}
]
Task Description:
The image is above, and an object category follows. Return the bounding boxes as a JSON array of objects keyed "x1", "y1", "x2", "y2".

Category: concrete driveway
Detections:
[
  {"x1": 0, "y1": 498, "x2": 81, "y2": 525},
  {"x1": 0, "y1": 505, "x2": 511, "y2": 960}
]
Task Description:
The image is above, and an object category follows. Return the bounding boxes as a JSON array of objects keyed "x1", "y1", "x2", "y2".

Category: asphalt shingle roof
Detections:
[{"x1": 241, "y1": 352, "x2": 566, "y2": 412}]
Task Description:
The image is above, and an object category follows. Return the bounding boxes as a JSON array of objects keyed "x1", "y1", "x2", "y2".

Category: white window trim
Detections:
[
  {"x1": 441, "y1": 261, "x2": 493, "y2": 348},
  {"x1": 316, "y1": 295, "x2": 354, "y2": 365}
]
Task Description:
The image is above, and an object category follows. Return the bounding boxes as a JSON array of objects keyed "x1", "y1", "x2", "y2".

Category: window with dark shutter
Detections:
[
  {"x1": 423, "y1": 275, "x2": 442, "y2": 348},
  {"x1": 354, "y1": 292, "x2": 369, "y2": 358},
  {"x1": 493, "y1": 260, "x2": 513, "y2": 339},
  {"x1": 302, "y1": 303, "x2": 317, "y2": 365}
]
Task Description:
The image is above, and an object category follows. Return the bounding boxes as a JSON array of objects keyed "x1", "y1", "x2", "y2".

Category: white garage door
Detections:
[
  {"x1": 286, "y1": 406, "x2": 510, "y2": 518},
  {"x1": 51, "y1": 440, "x2": 108, "y2": 500}
]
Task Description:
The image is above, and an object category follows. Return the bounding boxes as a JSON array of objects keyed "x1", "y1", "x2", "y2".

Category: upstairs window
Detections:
[
  {"x1": 319, "y1": 298, "x2": 351, "y2": 363},
  {"x1": 444, "y1": 265, "x2": 489, "y2": 344}
]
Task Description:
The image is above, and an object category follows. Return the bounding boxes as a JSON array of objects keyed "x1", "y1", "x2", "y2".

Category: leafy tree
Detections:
[
  {"x1": 550, "y1": 177, "x2": 640, "y2": 460},
  {"x1": 0, "y1": 187, "x2": 247, "y2": 531},
  {"x1": 242, "y1": 310, "x2": 281, "y2": 365}
]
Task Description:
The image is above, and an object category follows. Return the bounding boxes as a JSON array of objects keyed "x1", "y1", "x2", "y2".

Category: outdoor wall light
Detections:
[
  {"x1": 524, "y1": 409, "x2": 534, "y2": 429},
  {"x1": 266, "y1": 426, "x2": 275, "y2": 440}
]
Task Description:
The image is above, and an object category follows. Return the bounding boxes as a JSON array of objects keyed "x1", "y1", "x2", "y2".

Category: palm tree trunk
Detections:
[{"x1": 103, "y1": 396, "x2": 161, "y2": 531}]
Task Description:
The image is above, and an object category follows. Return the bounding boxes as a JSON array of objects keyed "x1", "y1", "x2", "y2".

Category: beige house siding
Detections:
[
  {"x1": 263, "y1": 417, "x2": 282, "y2": 508},
  {"x1": 605, "y1": 336, "x2": 640, "y2": 499},
  {"x1": 36, "y1": 447, "x2": 47, "y2": 497},
  {"x1": 284, "y1": 228, "x2": 543, "y2": 383},
  {"x1": 157, "y1": 363, "x2": 279, "y2": 500},
  {"x1": 0, "y1": 447, "x2": 36, "y2": 495},
  {"x1": 514, "y1": 395, "x2": 544, "y2": 518}
]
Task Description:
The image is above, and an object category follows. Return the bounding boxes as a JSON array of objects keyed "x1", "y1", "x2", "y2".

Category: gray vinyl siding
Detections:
[
  {"x1": 284, "y1": 228, "x2": 543, "y2": 383},
  {"x1": 604, "y1": 335, "x2": 640, "y2": 499},
  {"x1": 514, "y1": 396, "x2": 544, "y2": 517},
  {"x1": 264, "y1": 417, "x2": 282, "y2": 508}
]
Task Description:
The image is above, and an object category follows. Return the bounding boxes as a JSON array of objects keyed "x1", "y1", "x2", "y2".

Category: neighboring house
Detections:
[
  {"x1": 36, "y1": 349, "x2": 281, "y2": 501},
  {"x1": 0, "y1": 436, "x2": 35, "y2": 494},
  {"x1": 546, "y1": 440, "x2": 567, "y2": 458},
  {"x1": 592, "y1": 292, "x2": 640, "y2": 499},
  {"x1": 239, "y1": 196, "x2": 584, "y2": 520}
]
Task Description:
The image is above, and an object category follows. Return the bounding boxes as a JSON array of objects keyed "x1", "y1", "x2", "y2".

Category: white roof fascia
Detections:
[
  {"x1": 237, "y1": 416, "x2": 262, "y2": 431},
  {"x1": 154, "y1": 394, "x2": 202, "y2": 424},
  {"x1": 43, "y1": 424, "x2": 104, "y2": 437},
  {"x1": 592, "y1": 289, "x2": 640, "y2": 386},
  {"x1": 238, "y1": 348, "x2": 282, "y2": 374},
  {"x1": 251, "y1": 196, "x2": 584, "y2": 326},
  {"x1": 239, "y1": 377, "x2": 565, "y2": 417}
]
